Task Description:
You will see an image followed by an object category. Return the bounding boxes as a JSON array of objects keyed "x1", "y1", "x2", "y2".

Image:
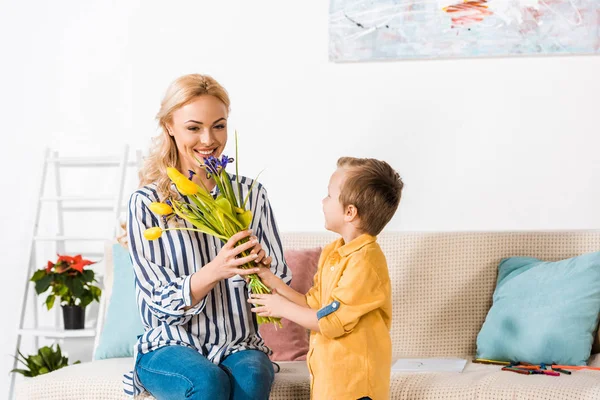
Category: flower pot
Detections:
[{"x1": 62, "y1": 305, "x2": 85, "y2": 330}]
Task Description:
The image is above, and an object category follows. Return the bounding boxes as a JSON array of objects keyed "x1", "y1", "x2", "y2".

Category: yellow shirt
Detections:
[{"x1": 305, "y1": 234, "x2": 392, "y2": 400}]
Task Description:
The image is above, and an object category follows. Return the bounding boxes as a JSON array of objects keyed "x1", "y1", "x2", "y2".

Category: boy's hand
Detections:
[
  {"x1": 254, "y1": 264, "x2": 278, "y2": 288},
  {"x1": 248, "y1": 290, "x2": 289, "y2": 318}
]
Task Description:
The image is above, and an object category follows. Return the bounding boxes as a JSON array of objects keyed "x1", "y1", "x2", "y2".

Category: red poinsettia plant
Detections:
[{"x1": 30, "y1": 254, "x2": 102, "y2": 310}]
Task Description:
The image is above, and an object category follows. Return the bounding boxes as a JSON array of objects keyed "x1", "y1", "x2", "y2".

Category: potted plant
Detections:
[
  {"x1": 30, "y1": 254, "x2": 102, "y2": 329},
  {"x1": 11, "y1": 344, "x2": 79, "y2": 377}
]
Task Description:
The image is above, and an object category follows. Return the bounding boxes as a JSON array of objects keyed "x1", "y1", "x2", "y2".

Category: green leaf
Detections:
[
  {"x1": 80, "y1": 292, "x2": 93, "y2": 308},
  {"x1": 57, "y1": 285, "x2": 69, "y2": 297},
  {"x1": 38, "y1": 367, "x2": 49, "y2": 375},
  {"x1": 39, "y1": 346, "x2": 54, "y2": 370},
  {"x1": 10, "y1": 368, "x2": 31, "y2": 377},
  {"x1": 30, "y1": 270, "x2": 47, "y2": 282},
  {"x1": 90, "y1": 285, "x2": 102, "y2": 299},
  {"x1": 45, "y1": 295, "x2": 55, "y2": 310},
  {"x1": 34, "y1": 274, "x2": 53, "y2": 294},
  {"x1": 71, "y1": 278, "x2": 84, "y2": 298},
  {"x1": 30, "y1": 355, "x2": 44, "y2": 368},
  {"x1": 235, "y1": 131, "x2": 243, "y2": 207},
  {"x1": 243, "y1": 170, "x2": 264, "y2": 209},
  {"x1": 82, "y1": 269, "x2": 94, "y2": 282}
]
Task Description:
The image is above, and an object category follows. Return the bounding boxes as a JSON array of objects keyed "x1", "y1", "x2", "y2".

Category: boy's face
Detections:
[{"x1": 322, "y1": 167, "x2": 347, "y2": 234}]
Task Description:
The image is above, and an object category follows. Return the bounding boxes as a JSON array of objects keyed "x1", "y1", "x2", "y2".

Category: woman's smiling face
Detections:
[{"x1": 167, "y1": 95, "x2": 229, "y2": 176}]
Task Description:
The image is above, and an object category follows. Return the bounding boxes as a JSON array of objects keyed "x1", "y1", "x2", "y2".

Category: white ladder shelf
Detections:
[{"x1": 9, "y1": 146, "x2": 141, "y2": 399}]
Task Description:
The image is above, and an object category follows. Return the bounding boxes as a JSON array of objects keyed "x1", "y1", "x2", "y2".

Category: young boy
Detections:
[{"x1": 248, "y1": 157, "x2": 403, "y2": 400}]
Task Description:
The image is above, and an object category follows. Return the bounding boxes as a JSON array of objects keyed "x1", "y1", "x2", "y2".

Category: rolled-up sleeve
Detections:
[
  {"x1": 256, "y1": 186, "x2": 292, "y2": 286},
  {"x1": 127, "y1": 192, "x2": 206, "y2": 326},
  {"x1": 317, "y1": 255, "x2": 386, "y2": 339}
]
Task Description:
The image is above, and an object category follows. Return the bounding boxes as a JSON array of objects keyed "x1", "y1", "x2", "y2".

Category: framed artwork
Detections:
[{"x1": 329, "y1": 0, "x2": 600, "y2": 61}]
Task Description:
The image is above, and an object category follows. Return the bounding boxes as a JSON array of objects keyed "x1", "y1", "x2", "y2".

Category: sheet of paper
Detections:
[{"x1": 391, "y1": 358, "x2": 467, "y2": 373}]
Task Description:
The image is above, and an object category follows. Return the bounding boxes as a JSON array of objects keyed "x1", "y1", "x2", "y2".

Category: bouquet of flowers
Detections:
[{"x1": 143, "y1": 134, "x2": 280, "y2": 326}]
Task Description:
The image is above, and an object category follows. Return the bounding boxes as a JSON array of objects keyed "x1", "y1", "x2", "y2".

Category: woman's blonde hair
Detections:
[{"x1": 139, "y1": 73, "x2": 231, "y2": 199}]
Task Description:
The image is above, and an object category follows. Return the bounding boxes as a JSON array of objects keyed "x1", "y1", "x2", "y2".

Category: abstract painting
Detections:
[{"x1": 329, "y1": 0, "x2": 600, "y2": 61}]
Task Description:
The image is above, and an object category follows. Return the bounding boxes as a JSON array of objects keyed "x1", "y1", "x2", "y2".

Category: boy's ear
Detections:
[{"x1": 344, "y1": 204, "x2": 358, "y2": 222}]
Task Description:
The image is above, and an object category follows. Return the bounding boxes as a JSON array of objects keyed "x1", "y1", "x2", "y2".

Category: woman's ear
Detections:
[
  {"x1": 344, "y1": 204, "x2": 358, "y2": 222},
  {"x1": 165, "y1": 123, "x2": 174, "y2": 137}
]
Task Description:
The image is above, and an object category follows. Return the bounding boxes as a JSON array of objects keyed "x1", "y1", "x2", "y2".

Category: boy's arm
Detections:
[
  {"x1": 256, "y1": 266, "x2": 308, "y2": 307},
  {"x1": 316, "y1": 252, "x2": 388, "y2": 340},
  {"x1": 279, "y1": 301, "x2": 320, "y2": 332}
]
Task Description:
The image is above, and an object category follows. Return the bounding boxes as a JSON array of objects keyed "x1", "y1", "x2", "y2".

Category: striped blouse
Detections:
[{"x1": 122, "y1": 175, "x2": 291, "y2": 396}]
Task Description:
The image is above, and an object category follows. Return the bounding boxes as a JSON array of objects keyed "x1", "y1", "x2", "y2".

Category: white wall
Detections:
[{"x1": 1, "y1": 0, "x2": 599, "y2": 395}]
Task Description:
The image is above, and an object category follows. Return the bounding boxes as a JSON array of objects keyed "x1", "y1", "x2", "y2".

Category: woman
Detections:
[{"x1": 124, "y1": 74, "x2": 291, "y2": 400}]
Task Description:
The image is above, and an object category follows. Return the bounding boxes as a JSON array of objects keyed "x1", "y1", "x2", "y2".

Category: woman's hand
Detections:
[
  {"x1": 249, "y1": 236, "x2": 272, "y2": 267},
  {"x1": 204, "y1": 230, "x2": 262, "y2": 282}
]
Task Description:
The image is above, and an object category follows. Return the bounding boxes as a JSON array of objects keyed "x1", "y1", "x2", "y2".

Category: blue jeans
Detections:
[{"x1": 136, "y1": 346, "x2": 275, "y2": 400}]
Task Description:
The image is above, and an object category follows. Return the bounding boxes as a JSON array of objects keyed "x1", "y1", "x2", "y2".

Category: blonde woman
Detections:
[{"x1": 124, "y1": 74, "x2": 290, "y2": 400}]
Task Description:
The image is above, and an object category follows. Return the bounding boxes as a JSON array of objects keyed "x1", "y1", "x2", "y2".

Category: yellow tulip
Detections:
[
  {"x1": 237, "y1": 210, "x2": 253, "y2": 229},
  {"x1": 166, "y1": 167, "x2": 198, "y2": 195},
  {"x1": 215, "y1": 196, "x2": 233, "y2": 215},
  {"x1": 149, "y1": 202, "x2": 173, "y2": 215},
  {"x1": 166, "y1": 167, "x2": 186, "y2": 184},
  {"x1": 143, "y1": 227, "x2": 163, "y2": 240}
]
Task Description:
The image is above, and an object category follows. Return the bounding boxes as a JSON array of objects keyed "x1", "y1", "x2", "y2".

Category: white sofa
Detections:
[{"x1": 17, "y1": 231, "x2": 600, "y2": 400}]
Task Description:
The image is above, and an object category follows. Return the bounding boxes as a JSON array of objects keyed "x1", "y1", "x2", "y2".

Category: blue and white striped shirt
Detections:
[{"x1": 123, "y1": 175, "x2": 291, "y2": 396}]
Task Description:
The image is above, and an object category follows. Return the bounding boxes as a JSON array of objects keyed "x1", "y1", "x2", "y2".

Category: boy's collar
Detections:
[{"x1": 335, "y1": 233, "x2": 377, "y2": 257}]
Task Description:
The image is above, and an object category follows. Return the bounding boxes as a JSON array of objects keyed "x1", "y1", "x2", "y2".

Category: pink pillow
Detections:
[{"x1": 259, "y1": 247, "x2": 321, "y2": 361}]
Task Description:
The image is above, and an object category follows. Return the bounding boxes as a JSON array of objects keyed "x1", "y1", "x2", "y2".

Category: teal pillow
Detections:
[
  {"x1": 94, "y1": 244, "x2": 144, "y2": 360},
  {"x1": 476, "y1": 251, "x2": 600, "y2": 366}
]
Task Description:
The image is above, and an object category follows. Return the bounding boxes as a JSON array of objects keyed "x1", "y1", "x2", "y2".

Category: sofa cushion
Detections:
[
  {"x1": 259, "y1": 247, "x2": 321, "y2": 361},
  {"x1": 476, "y1": 252, "x2": 600, "y2": 365},
  {"x1": 94, "y1": 243, "x2": 144, "y2": 360}
]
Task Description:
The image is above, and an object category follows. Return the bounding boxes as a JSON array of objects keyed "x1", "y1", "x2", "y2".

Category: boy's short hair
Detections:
[{"x1": 337, "y1": 157, "x2": 404, "y2": 236}]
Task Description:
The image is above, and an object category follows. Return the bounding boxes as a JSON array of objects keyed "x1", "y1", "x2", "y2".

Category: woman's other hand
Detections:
[{"x1": 205, "y1": 230, "x2": 261, "y2": 281}]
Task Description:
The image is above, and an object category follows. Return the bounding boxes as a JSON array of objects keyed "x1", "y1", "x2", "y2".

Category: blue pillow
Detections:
[
  {"x1": 476, "y1": 251, "x2": 600, "y2": 366},
  {"x1": 94, "y1": 244, "x2": 144, "y2": 360}
]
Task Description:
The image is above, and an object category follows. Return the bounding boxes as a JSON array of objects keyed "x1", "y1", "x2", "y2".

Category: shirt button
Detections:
[{"x1": 330, "y1": 266, "x2": 335, "y2": 271}]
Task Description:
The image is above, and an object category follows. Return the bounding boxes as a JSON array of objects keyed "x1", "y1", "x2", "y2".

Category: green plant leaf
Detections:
[
  {"x1": 30, "y1": 269, "x2": 47, "y2": 282},
  {"x1": 45, "y1": 295, "x2": 55, "y2": 310},
  {"x1": 80, "y1": 292, "x2": 93, "y2": 308},
  {"x1": 34, "y1": 274, "x2": 53, "y2": 294},
  {"x1": 38, "y1": 367, "x2": 49, "y2": 375},
  {"x1": 57, "y1": 285, "x2": 69, "y2": 297},
  {"x1": 90, "y1": 285, "x2": 102, "y2": 299},
  {"x1": 82, "y1": 269, "x2": 94, "y2": 282},
  {"x1": 10, "y1": 368, "x2": 31, "y2": 377},
  {"x1": 70, "y1": 278, "x2": 84, "y2": 298},
  {"x1": 30, "y1": 354, "x2": 44, "y2": 368}
]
